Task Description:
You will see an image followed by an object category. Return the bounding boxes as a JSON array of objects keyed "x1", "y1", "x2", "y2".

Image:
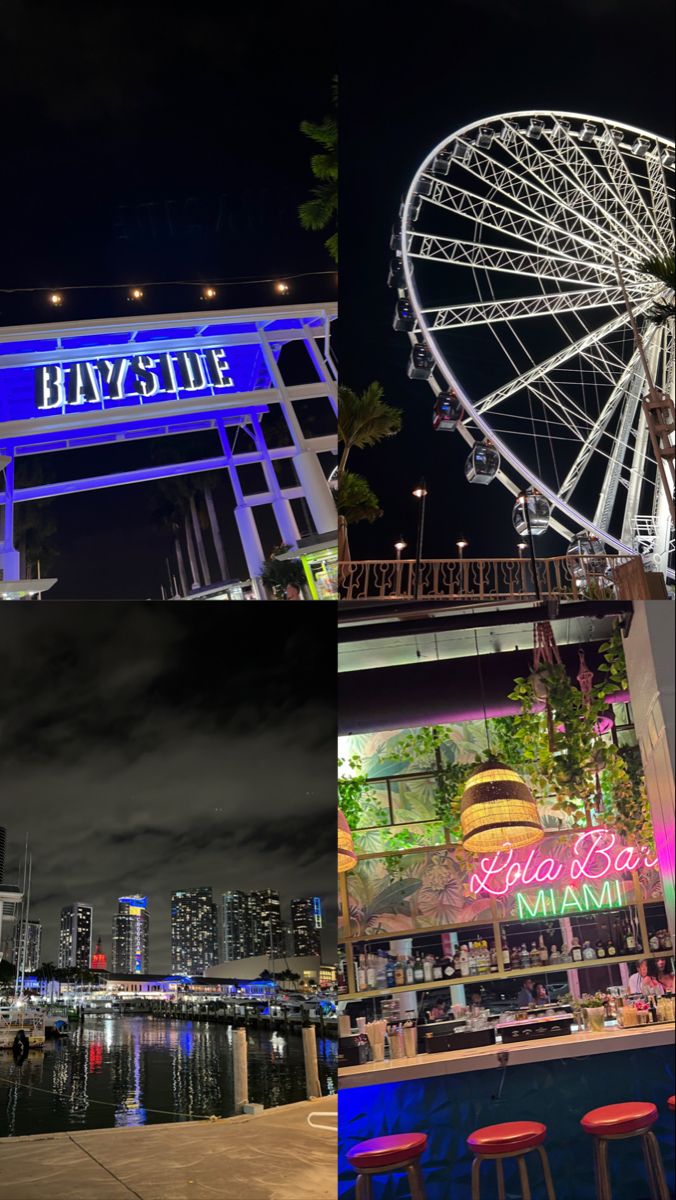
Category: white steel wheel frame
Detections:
[{"x1": 399, "y1": 111, "x2": 675, "y2": 567}]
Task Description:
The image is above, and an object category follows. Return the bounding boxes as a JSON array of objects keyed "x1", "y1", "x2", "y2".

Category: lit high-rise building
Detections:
[
  {"x1": 221, "y1": 891, "x2": 253, "y2": 960},
  {"x1": 91, "y1": 937, "x2": 107, "y2": 970},
  {"x1": 250, "y1": 889, "x2": 284, "y2": 957},
  {"x1": 25, "y1": 920, "x2": 42, "y2": 972},
  {"x1": 171, "y1": 888, "x2": 217, "y2": 974},
  {"x1": 112, "y1": 896, "x2": 149, "y2": 974},
  {"x1": 290, "y1": 897, "x2": 322, "y2": 957},
  {"x1": 59, "y1": 903, "x2": 93, "y2": 970}
]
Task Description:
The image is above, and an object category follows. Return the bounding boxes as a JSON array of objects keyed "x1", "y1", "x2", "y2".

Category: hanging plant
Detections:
[{"x1": 338, "y1": 755, "x2": 387, "y2": 829}]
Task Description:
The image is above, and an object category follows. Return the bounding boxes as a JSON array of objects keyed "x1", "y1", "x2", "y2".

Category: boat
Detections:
[{"x1": 0, "y1": 1004, "x2": 46, "y2": 1050}]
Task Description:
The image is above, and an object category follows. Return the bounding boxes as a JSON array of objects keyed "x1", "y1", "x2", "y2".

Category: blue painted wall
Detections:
[{"x1": 339, "y1": 1045, "x2": 675, "y2": 1199}]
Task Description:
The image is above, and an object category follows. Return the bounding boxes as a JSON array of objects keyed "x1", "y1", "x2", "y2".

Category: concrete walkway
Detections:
[{"x1": 0, "y1": 1097, "x2": 337, "y2": 1200}]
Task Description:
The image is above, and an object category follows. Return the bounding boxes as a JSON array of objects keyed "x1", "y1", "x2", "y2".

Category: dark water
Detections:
[{"x1": 0, "y1": 1015, "x2": 336, "y2": 1138}]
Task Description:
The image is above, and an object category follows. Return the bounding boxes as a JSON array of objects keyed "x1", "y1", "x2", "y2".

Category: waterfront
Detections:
[{"x1": 0, "y1": 1015, "x2": 336, "y2": 1138}]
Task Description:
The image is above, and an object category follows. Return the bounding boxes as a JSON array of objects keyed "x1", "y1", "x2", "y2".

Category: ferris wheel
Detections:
[{"x1": 394, "y1": 111, "x2": 675, "y2": 572}]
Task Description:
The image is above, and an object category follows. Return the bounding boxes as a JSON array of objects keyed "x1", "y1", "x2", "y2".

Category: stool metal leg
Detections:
[
  {"x1": 594, "y1": 1138, "x2": 612, "y2": 1200},
  {"x1": 644, "y1": 1131, "x2": 670, "y2": 1200},
  {"x1": 536, "y1": 1144, "x2": 557, "y2": 1200},
  {"x1": 406, "y1": 1161, "x2": 427, "y2": 1200},
  {"x1": 516, "y1": 1155, "x2": 532, "y2": 1200},
  {"x1": 496, "y1": 1157, "x2": 506, "y2": 1200},
  {"x1": 471, "y1": 1155, "x2": 482, "y2": 1200},
  {"x1": 642, "y1": 1132, "x2": 660, "y2": 1200},
  {"x1": 356, "y1": 1174, "x2": 372, "y2": 1200}
]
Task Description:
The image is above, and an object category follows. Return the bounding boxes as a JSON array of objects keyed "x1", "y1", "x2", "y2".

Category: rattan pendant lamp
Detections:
[{"x1": 460, "y1": 631, "x2": 544, "y2": 854}]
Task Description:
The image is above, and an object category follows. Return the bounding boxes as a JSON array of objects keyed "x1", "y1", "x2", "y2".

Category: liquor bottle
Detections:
[
  {"x1": 663, "y1": 930, "x2": 673, "y2": 951},
  {"x1": 413, "y1": 956, "x2": 424, "y2": 984},
  {"x1": 386, "y1": 957, "x2": 395, "y2": 989},
  {"x1": 624, "y1": 919, "x2": 636, "y2": 953},
  {"x1": 405, "y1": 958, "x2": 414, "y2": 985},
  {"x1": 490, "y1": 944, "x2": 498, "y2": 973},
  {"x1": 358, "y1": 955, "x2": 368, "y2": 990},
  {"x1": 520, "y1": 944, "x2": 530, "y2": 969},
  {"x1": 394, "y1": 957, "x2": 405, "y2": 987},
  {"x1": 367, "y1": 954, "x2": 377, "y2": 988},
  {"x1": 571, "y1": 938, "x2": 583, "y2": 962},
  {"x1": 423, "y1": 956, "x2": 433, "y2": 983},
  {"x1": 446, "y1": 956, "x2": 458, "y2": 979},
  {"x1": 432, "y1": 958, "x2": 443, "y2": 981},
  {"x1": 530, "y1": 941, "x2": 540, "y2": 967},
  {"x1": 582, "y1": 941, "x2": 596, "y2": 960},
  {"x1": 549, "y1": 945, "x2": 560, "y2": 965},
  {"x1": 375, "y1": 951, "x2": 387, "y2": 988},
  {"x1": 460, "y1": 945, "x2": 470, "y2": 977},
  {"x1": 596, "y1": 941, "x2": 606, "y2": 959},
  {"x1": 501, "y1": 935, "x2": 510, "y2": 970},
  {"x1": 538, "y1": 935, "x2": 548, "y2": 965},
  {"x1": 649, "y1": 933, "x2": 660, "y2": 953},
  {"x1": 607, "y1": 939, "x2": 616, "y2": 957}
]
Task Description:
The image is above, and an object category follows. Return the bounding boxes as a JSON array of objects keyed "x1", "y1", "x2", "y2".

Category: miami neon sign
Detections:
[
  {"x1": 34, "y1": 348, "x2": 234, "y2": 409},
  {"x1": 515, "y1": 878, "x2": 625, "y2": 920},
  {"x1": 469, "y1": 829, "x2": 658, "y2": 898}
]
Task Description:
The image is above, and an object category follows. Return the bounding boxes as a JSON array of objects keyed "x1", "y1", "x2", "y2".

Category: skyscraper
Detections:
[
  {"x1": 171, "y1": 888, "x2": 217, "y2": 974},
  {"x1": 221, "y1": 891, "x2": 253, "y2": 960},
  {"x1": 59, "y1": 903, "x2": 93, "y2": 970},
  {"x1": 290, "y1": 897, "x2": 322, "y2": 957},
  {"x1": 25, "y1": 920, "x2": 42, "y2": 972},
  {"x1": 250, "y1": 889, "x2": 284, "y2": 957},
  {"x1": 91, "y1": 937, "x2": 107, "y2": 970},
  {"x1": 112, "y1": 896, "x2": 149, "y2": 974}
]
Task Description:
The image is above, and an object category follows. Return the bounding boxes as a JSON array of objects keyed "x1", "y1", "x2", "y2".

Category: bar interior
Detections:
[{"x1": 338, "y1": 602, "x2": 674, "y2": 1200}]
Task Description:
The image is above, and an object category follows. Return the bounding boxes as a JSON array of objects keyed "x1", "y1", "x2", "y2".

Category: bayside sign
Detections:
[
  {"x1": 34, "y1": 348, "x2": 234, "y2": 409},
  {"x1": 469, "y1": 828, "x2": 658, "y2": 898}
]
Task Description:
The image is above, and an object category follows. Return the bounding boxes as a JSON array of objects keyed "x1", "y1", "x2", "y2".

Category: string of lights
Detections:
[{"x1": 0, "y1": 268, "x2": 337, "y2": 307}]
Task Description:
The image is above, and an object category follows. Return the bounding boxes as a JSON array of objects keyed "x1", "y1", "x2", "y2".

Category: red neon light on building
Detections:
[{"x1": 91, "y1": 937, "x2": 107, "y2": 970}]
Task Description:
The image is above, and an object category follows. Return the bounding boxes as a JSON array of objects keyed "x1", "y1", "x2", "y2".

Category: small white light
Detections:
[
  {"x1": 202, "y1": 286, "x2": 217, "y2": 300},
  {"x1": 275, "y1": 281, "x2": 289, "y2": 295},
  {"x1": 49, "y1": 292, "x2": 63, "y2": 306},
  {"x1": 129, "y1": 287, "x2": 144, "y2": 301}
]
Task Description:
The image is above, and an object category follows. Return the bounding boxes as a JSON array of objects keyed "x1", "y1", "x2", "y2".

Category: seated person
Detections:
[
  {"x1": 426, "y1": 1001, "x2": 447, "y2": 1022},
  {"x1": 627, "y1": 959, "x2": 664, "y2": 996},
  {"x1": 533, "y1": 982, "x2": 549, "y2": 1005},
  {"x1": 516, "y1": 977, "x2": 535, "y2": 1008},
  {"x1": 656, "y1": 957, "x2": 675, "y2": 993}
]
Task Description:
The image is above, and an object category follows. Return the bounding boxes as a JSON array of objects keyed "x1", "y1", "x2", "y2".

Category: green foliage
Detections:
[
  {"x1": 337, "y1": 471, "x2": 382, "y2": 525},
  {"x1": 260, "y1": 545, "x2": 306, "y2": 599},
  {"x1": 338, "y1": 383, "x2": 402, "y2": 473},
  {"x1": 638, "y1": 251, "x2": 676, "y2": 326},
  {"x1": 299, "y1": 78, "x2": 337, "y2": 261},
  {"x1": 338, "y1": 755, "x2": 387, "y2": 828},
  {"x1": 598, "y1": 624, "x2": 628, "y2": 692}
]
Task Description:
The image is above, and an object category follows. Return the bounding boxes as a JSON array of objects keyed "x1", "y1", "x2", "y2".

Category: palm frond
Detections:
[
  {"x1": 338, "y1": 382, "x2": 403, "y2": 453},
  {"x1": 338, "y1": 471, "x2": 382, "y2": 525}
]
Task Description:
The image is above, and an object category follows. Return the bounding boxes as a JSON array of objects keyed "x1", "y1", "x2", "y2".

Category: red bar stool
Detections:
[
  {"x1": 580, "y1": 1101, "x2": 669, "y2": 1200},
  {"x1": 346, "y1": 1132, "x2": 428, "y2": 1200},
  {"x1": 466, "y1": 1121, "x2": 556, "y2": 1200}
]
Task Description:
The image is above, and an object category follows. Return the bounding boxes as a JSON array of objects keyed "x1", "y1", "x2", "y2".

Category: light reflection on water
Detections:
[{"x1": 0, "y1": 1015, "x2": 336, "y2": 1138}]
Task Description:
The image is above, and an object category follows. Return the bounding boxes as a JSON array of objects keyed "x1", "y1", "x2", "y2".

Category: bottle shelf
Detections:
[{"x1": 338, "y1": 953, "x2": 642, "y2": 1004}]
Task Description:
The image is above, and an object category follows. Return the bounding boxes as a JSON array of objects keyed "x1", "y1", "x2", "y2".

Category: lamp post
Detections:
[
  {"x1": 456, "y1": 538, "x2": 467, "y2": 559},
  {"x1": 394, "y1": 539, "x2": 407, "y2": 561},
  {"x1": 412, "y1": 479, "x2": 428, "y2": 600},
  {"x1": 517, "y1": 493, "x2": 541, "y2": 602}
]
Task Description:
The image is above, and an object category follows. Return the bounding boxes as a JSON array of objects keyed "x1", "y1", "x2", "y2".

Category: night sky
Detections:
[
  {"x1": 0, "y1": 604, "x2": 336, "y2": 972},
  {"x1": 341, "y1": 0, "x2": 674, "y2": 561},
  {"x1": 0, "y1": 4, "x2": 336, "y2": 597}
]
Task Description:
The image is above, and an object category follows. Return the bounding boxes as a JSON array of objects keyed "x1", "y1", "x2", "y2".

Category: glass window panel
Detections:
[{"x1": 390, "y1": 777, "x2": 438, "y2": 824}]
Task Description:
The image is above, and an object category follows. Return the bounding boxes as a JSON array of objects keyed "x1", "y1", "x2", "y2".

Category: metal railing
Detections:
[{"x1": 339, "y1": 555, "x2": 644, "y2": 602}]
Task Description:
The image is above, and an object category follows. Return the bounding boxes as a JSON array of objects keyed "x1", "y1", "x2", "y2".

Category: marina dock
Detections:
[{"x1": 0, "y1": 1096, "x2": 337, "y2": 1200}]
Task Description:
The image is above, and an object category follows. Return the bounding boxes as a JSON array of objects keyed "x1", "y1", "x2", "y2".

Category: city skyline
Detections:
[{"x1": 0, "y1": 606, "x2": 335, "y2": 972}]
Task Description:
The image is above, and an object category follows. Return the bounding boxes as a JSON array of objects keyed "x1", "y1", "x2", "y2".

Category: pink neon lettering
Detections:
[
  {"x1": 614, "y1": 846, "x2": 641, "y2": 873},
  {"x1": 570, "y1": 829, "x2": 615, "y2": 881},
  {"x1": 534, "y1": 856, "x2": 561, "y2": 884},
  {"x1": 520, "y1": 848, "x2": 540, "y2": 887},
  {"x1": 470, "y1": 850, "x2": 513, "y2": 896}
]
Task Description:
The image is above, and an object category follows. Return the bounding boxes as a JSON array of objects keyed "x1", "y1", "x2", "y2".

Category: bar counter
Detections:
[
  {"x1": 339, "y1": 1023, "x2": 675, "y2": 1200},
  {"x1": 339, "y1": 1021, "x2": 674, "y2": 1088}
]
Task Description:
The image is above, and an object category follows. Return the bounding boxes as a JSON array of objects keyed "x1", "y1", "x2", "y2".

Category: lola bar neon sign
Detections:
[
  {"x1": 469, "y1": 829, "x2": 658, "y2": 898},
  {"x1": 34, "y1": 348, "x2": 234, "y2": 409}
]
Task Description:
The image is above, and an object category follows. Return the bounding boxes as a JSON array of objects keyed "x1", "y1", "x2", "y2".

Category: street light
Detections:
[
  {"x1": 412, "y1": 478, "x2": 427, "y2": 600},
  {"x1": 516, "y1": 493, "x2": 541, "y2": 602},
  {"x1": 456, "y1": 538, "x2": 468, "y2": 559},
  {"x1": 517, "y1": 542, "x2": 527, "y2": 558},
  {"x1": 394, "y1": 538, "x2": 407, "y2": 561}
]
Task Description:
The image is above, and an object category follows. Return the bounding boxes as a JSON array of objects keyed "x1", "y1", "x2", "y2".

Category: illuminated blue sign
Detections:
[
  {"x1": 312, "y1": 896, "x2": 323, "y2": 930},
  {"x1": 120, "y1": 896, "x2": 147, "y2": 909}
]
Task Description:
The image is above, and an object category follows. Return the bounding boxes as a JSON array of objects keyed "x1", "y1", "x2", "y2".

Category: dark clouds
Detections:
[{"x1": 0, "y1": 604, "x2": 336, "y2": 971}]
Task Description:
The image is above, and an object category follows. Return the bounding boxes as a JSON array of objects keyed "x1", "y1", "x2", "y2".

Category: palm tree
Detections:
[
  {"x1": 338, "y1": 382, "x2": 402, "y2": 560},
  {"x1": 299, "y1": 78, "x2": 337, "y2": 262},
  {"x1": 638, "y1": 251, "x2": 675, "y2": 326}
]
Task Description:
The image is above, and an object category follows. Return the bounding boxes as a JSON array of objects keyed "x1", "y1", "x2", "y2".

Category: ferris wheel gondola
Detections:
[{"x1": 394, "y1": 110, "x2": 675, "y2": 575}]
